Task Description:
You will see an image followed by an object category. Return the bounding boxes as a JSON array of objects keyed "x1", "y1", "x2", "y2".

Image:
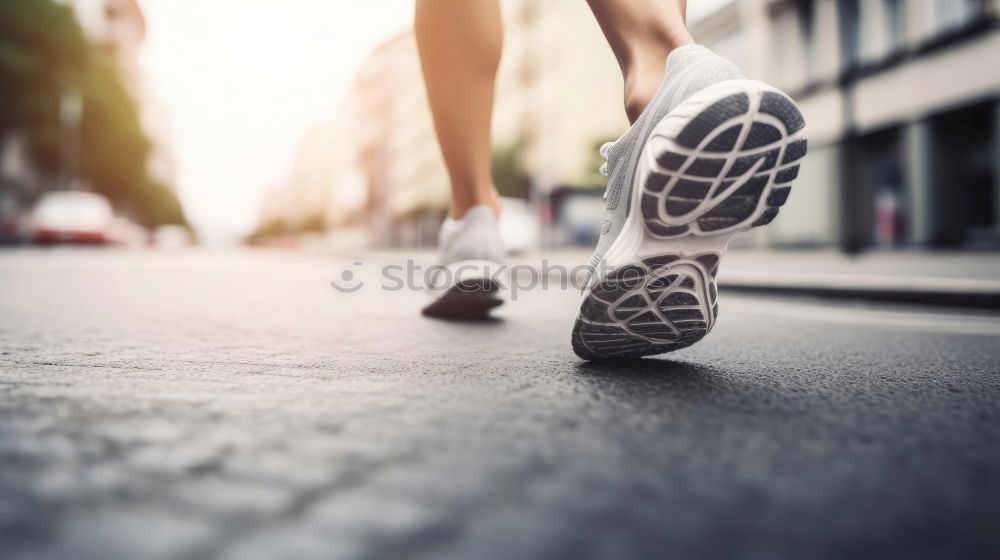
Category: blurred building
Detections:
[
  {"x1": 356, "y1": 32, "x2": 452, "y2": 247},
  {"x1": 692, "y1": 0, "x2": 1000, "y2": 250},
  {"x1": 258, "y1": 31, "x2": 450, "y2": 248},
  {"x1": 262, "y1": 0, "x2": 624, "y2": 248},
  {"x1": 493, "y1": 0, "x2": 628, "y2": 190},
  {"x1": 265, "y1": 0, "x2": 999, "y2": 252},
  {"x1": 61, "y1": 0, "x2": 178, "y2": 188}
]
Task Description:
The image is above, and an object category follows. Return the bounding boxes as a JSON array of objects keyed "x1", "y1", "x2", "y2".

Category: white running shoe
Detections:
[
  {"x1": 572, "y1": 45, "x2": 807, "y2": 360},
  {"x1": 423, "y1": 205, "x2": 506, "y2": 319}
]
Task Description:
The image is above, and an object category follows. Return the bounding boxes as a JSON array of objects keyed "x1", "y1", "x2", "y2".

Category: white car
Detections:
[{"x1": 30, "y1": 192, "x2": 115, "y2": 244}]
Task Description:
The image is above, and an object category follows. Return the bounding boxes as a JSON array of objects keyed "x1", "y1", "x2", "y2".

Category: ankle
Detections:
[
  {"x1": 622, "y1": 40, "x2": 696, "y2": 123},
  {"x1": 623, "y1": 60, "x2": 665, "y2": 123},
  {"x1": 450, "y1": 189, "x2": 501, "y2": 220}
]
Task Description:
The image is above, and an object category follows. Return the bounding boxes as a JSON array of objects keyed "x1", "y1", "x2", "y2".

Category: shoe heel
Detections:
[{"x1": 640, "y1": 83, "x2": 808, "y2": 239}]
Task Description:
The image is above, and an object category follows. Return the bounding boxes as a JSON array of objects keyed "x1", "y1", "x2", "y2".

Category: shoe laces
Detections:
[{"x1": 598, "y1": 142, "x2": 614, "y2": 199}]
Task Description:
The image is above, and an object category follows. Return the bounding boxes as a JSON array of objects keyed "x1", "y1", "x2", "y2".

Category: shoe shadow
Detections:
[
  {"x1": 420, "y1": 313, "x2": 505, "y2": 325},
  {"x1": 575, "y1": 357, "x2": 734, "y2": 397},
  {"x1": 577, "y1": 356, "x2": 712, "y2": 375}
]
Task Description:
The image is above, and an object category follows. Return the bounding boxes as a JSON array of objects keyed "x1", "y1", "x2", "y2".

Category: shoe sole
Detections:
[
  {"x1": 572, "y1": 80, "x2": 807, "y2": 360},
  {"x1": 423, "y1": 260, "x2": 505, "y2": 320}
]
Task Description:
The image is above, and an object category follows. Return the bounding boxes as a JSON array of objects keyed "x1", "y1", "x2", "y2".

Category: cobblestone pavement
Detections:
[{"x1": 1, "y1": 249, "x2": 998, "y2": 559}]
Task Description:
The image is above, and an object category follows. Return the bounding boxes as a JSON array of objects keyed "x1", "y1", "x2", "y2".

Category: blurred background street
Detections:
[
  {"x1": 2, "y1": 0, "x2": 999, "y2": 253},
  {"x1": 2, "y1": 0, "x2": 1000, "y2": 558}
]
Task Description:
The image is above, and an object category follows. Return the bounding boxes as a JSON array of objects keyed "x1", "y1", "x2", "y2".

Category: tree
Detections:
[{"x1": 0, "y1": 0, "x2": 186, "y2": 227}]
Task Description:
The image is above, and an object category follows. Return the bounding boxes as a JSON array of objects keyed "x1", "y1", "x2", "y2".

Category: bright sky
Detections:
[{"x1": 137, "y1": 0, "x2": 414, "y2": 243}]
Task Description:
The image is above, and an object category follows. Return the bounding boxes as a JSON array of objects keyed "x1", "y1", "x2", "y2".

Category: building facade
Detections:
[{"x1": 692, "y1": 0, "x2": 1000, "y2": 250}]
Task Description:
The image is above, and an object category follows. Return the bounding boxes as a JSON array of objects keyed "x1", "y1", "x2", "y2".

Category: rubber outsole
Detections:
[
  {"x1": 573, "y1": 81, "x2": 807, "y2": 361},
  {"x1": 423, "y1": 278, "x2": 504, "y2": 320}
]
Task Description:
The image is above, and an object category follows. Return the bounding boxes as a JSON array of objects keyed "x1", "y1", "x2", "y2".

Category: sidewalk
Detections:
[
  {"x1": 510, "y1": 248, "x2": 1000, "y2": 309},
  {"x1": 717, "y1": 250, "x2": 1000, "y2": 309}
]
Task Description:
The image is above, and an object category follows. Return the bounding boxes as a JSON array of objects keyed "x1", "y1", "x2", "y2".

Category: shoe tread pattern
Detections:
[
  {"x1": 643, "y1": 88, "x2": 807, "y2": 239},
  {"x1": 571, "y1": 253, "x2": 721, "y2": 360}
]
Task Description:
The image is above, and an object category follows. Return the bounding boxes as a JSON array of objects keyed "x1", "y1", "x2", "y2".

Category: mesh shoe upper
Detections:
[
  {"x1": 438, "y1": 205, "x2": 505, "y2": 266},
  {"x1": 585, "y1": 45, "x2": 746, "y2": 286}
]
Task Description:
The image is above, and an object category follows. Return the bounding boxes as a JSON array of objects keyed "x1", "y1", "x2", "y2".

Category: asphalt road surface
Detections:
[{"x1": 1, "y1": 249, "x2": 998, "y2": 560}]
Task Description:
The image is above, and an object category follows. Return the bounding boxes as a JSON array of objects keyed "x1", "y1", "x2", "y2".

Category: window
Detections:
[
  {"x1": 930, "y1": 0, "x2": 983, "y2": 37},
  {"x1": 929, "y1": 102, "x2": 997, "y2": 246},
  {"x1": 855, "y1": 129, "x2": 907, "y2": 247},
  {"x1": 794, "y1": 0, "x2": 816, "y2": 82},
  {"x1": 884, "y1": 0, "x2": 906, "y2": 53},
  {"x1": 837, "y1": 0, "x2": 861, "y2": 71}
]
